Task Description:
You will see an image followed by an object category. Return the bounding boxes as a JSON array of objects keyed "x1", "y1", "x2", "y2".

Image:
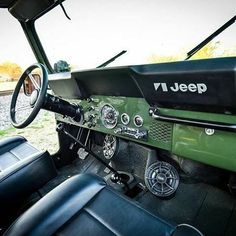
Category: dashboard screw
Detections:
[{"x1": 205, "y1": 128, "x2": 215, "y2": 136}]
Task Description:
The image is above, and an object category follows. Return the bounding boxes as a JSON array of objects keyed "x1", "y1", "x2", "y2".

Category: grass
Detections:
[
  {"x1": 0, "y1": 81, "x2": 59, "y2": 154},
  {"x1": 0, "y1": 130, "x2": 8, "y2": 136},
  {"x1": 0, "y1": 111, "x2": 59, "y2": 154}
]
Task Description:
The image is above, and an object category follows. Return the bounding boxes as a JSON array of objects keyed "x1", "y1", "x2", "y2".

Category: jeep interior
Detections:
[{"x1": 0, "y1": 0, "x2": 236, "y2": 236}]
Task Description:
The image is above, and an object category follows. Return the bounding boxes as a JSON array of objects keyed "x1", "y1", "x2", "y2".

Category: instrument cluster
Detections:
[
  {"x1": 100, "y1": 104, "x2": 119, "y2": 129},
  {"x1": 100, "y1": 104, "x2": 144, "y2": 129},
  {"x1": 100, "y1": 104, "x2": 147, "y2": 141}
]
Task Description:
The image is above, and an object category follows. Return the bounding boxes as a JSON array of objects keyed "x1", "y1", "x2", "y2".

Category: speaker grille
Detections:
[
  {"x1": 149, "y1": 121, "x2": 172, "y2": 142},
  {"x1": 145, "y1": 161, "x2": 179, "y2": 198}
]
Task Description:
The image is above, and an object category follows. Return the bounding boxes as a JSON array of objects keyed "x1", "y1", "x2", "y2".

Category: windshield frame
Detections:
[
  {"x1": 20, "y1": 21, "x2": 54, "y2": 73},
  {"x1": 18, "y1": 2, "x2": 236, "y2": 74}
]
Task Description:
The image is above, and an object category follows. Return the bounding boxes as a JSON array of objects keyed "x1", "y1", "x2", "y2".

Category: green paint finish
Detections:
[
  {"x1": 172, "y1": 124, "x2": 236, "y2": 172},
  {"x1": 56, "y1": 95, "x2": 236, "y2": 171},
  {"x1": 159, "y1": 107, "x2": 236, "y2": 124},
  {"x1": 56, "y1": 96, "x2": 172, "y2": 150}
]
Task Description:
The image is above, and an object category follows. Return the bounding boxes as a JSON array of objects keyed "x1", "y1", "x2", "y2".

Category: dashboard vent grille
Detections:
[{"x1": 149, "y1": 121, "x2": 172, "y2": 143}]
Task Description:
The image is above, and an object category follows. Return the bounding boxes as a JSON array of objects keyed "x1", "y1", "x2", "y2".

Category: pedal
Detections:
[
  {"x1": 77, "y1": 148, "x2": 89, "y2": 160},
  {"x1": 104, "y1": 161, "x2": 113, "y2": 174}
]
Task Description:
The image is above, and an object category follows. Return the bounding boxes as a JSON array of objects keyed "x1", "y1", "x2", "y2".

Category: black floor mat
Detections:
[
  {"x1": 39, "y1": 149, "x2": 236, "y2": 236},
  {"x1": 39, "y1": 154, "x2": 108, "y2": 196},
  {"x1": 135, "y1": 182, "x2": 236, "y2": 236}
]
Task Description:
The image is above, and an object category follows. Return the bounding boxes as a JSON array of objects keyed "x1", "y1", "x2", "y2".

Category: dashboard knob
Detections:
[
  {"x1": 88, "y1": 106, "x2": 95, "y2": 111},
  {"x1": 88, "y1": 114, "x2": 95, "y2": 120}
]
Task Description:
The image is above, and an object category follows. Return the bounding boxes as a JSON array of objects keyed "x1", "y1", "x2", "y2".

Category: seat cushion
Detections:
[
  {"x1": 0, "y1": 136, "x2": 57, "y2": 208},
  {"x1": 0, "y1": 136, "x2": 40, "y2": 171},
  {"x1": 4, "y1": 174, "x2": 203, "y2": 236}
]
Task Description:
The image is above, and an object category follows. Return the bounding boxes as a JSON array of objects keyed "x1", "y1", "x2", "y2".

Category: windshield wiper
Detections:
[
  {"x1": 185, "y1": 15, "x2": 236, "y2": 60},
  {"x1": 97, "y1": 50, "x2": 127, "y2": 68}
]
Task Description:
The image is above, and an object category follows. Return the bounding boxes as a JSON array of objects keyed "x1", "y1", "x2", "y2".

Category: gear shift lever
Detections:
[{"x1": 56, "y1": 123, "x2": 127, "y2": 186}]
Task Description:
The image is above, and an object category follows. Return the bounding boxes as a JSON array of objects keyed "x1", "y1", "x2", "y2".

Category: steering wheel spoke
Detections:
[{"x1": 28, "y1": 73, "x2": 40, "y2": 90}]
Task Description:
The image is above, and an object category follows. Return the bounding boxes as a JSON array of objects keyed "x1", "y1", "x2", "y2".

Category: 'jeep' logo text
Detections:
[{"x1": 154, "y1": 83, "x2": 207, "y2": 94}]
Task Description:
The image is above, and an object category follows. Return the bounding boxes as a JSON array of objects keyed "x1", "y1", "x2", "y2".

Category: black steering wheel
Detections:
[{"x1": 10, "y1": 63, "x2": 48, "y2": 128}]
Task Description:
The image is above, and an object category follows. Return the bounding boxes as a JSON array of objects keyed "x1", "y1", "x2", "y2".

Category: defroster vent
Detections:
[{"x1": 149, "y1": 121, "x2": 172, "y2": 143}]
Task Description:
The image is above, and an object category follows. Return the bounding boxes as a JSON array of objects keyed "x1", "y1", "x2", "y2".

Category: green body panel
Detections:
[
  {"x1": 56, "y1": 95, "x2": 236, "y2": 171},
  {"x1": 158, "y1": 107, "x2": 236, "y2": 124},
  {"x1": 160, "y1": 107, "x2": 236, "y2": 171},
  {"x1": 172, "y1": 124, "x2": 236, "y2": 171}
]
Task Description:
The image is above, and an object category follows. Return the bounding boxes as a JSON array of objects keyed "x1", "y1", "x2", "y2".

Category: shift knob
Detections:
[{"x1": 110, "y1": 173, "x2": 121, "y2": 183}]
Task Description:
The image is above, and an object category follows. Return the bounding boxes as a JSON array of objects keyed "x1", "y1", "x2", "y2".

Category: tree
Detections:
[
  {"x1": 147, "y1": 42, "x2": 235, "y2": 63},
  {"x1": 0, "y1": 62, "x2": 23, "y2": 82}
]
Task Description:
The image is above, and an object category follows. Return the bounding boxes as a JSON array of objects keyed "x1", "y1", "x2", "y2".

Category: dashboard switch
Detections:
[
  {"x1": 88, "y1": 114, "x2": 96, "y2": 120},
  {"x1": 88, "y1": 106, "x2": 95, "y2": 111},
  {"x1": 114, "y1": 125, "x2": 148, "y2": 141},
  {"x1": 88, "y1": 123, "x2": 93, "y2": 128}
]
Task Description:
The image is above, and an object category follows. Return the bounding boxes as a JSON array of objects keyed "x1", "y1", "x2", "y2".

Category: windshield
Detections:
[
  {"x1": 0, "y1": 9, "x2": 36, "y2": 71},
  {"x1": 35, "y1": 0, "x2": 236, "y2": 71}
]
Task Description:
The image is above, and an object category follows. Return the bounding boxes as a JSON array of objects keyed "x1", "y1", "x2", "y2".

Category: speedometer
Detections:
[{"x1": 101, "y1": 104, "x2": 118, "y2": 129}]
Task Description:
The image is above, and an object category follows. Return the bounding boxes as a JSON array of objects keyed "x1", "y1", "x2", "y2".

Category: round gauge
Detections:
[
  {"x1": 121, "y1": 113, "x2": 130, "y2": 125},
  {"x1": 103, "y1": 134, "x2": 118, "y2": 159},
  {"x1": 133, "y1": 115, "x2": 143, "y2": 127},
  {"x1": 101, "y1": 104, "x2": 118, "y2": 129}
]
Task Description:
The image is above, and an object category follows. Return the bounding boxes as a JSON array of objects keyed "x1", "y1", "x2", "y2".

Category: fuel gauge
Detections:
[{"x1": 121, "y1": 113, "x2": 130, "y2": 125}]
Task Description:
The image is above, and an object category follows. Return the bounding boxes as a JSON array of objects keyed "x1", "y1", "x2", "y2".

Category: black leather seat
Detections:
[
  {"x1": 0, "y1": 136, "x2": 57, "y2": 208},
  {"x1": 5, "y1": 174, "x2": 203, "y2": 236}
]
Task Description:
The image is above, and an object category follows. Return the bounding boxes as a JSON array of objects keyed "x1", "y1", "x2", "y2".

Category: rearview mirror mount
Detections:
[{"x1": 23, "y1": 74, "x2": 41, "y2": 96}]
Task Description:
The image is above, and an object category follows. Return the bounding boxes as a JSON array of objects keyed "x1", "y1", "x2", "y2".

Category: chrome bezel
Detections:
[
  {"x1": 133, "y1": 115, "x2": 143, "y2": 127},
  {"x1": 121, "y1": 113, "x2": 130, "y2": 125},
  {"x1": 103, "y1": 134, "x2": 118, "y2": 159},
  {"x1": 100, "y1": 104, "x2": 119, "y2": 129}
]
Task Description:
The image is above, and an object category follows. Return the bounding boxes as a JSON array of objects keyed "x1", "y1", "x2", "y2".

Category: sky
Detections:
[{"x1": 0, "y1": 0, "x2": 236, "y2": 69}]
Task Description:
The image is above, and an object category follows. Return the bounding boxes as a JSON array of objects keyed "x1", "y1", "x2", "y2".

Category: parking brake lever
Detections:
[{"x1": 56, "y1": 123, "x2": 129, "y2": 188}]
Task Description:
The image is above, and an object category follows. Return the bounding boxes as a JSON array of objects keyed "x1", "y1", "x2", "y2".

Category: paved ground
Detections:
[
  {"x1": 0, "y1": 94, "x2": 59, "y2": 154},
  {"x1": 0, "y1": 93, "x2": 45, "y2": 130},
  {"x1": 0, "y1": 94, "x2": 12, "y2": 130}
]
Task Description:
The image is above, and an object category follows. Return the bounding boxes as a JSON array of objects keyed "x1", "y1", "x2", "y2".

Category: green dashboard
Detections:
[{"x1": 55, "y1": 95, "x2": 236, "y2": 172}]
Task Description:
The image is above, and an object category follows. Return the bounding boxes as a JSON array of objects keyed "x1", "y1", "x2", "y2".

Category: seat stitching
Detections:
[
  {"x1": 10, "y1": 143, "x2": 40, "y2": 160},
  {"x1": 106, "y1": 187, "x2": 175, "y2": 229},
  {"x1": 0, "y1": 152, "x2": 47, "y2": 183},
  {"x1": 9, "y1": 150, "x2": 21, "y2": 161},
  {"x1": 54, "y1": 185, "x2": 106, "y2": 233},
  {"x1": 84, "y1": 208, "x2": 119, "y2": 236},
  {"x1": 0, "y1": 138, "x2": 26, "y2": 156},
  {"x1": 0, "y1": 152, "x2": 20, "y2": 171}
]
